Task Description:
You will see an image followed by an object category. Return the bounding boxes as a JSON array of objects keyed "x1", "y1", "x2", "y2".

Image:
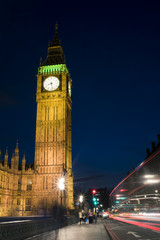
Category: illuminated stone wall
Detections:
[
  {"x1": 33, "y1": 68, "x2": 74, "y2": 211},
  {"x1": 0, "y1": 28, "x2": 74, "y2": 216},
  {"x1": 0, "y1": 143, "x2": 34, "y2": 216}
]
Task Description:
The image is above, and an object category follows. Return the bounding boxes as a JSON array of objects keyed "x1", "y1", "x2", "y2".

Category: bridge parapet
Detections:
[{"x1": 0, "y1": 216, "x2": 78, "y2": 240}]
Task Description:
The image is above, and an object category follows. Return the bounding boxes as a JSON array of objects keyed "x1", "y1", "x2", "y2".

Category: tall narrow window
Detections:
[
  {"x1": 25, "y1": 198, "x2": 31, "y2": 211},
  {"x1": 52, "y1": 176, "x2": 54, "y2": 189},
  {"x1": 43, "y1": 176, "x2": 45, "y2": 190},
  {"x1": 18, "y1": 177, "x2": 21, "y2": 191},
  {"x1": 0, "y1": 176, "x2": 2, "y2": 188},
  {"x1": 27, "y1": 177, "x2": 32, "y2": 190}
]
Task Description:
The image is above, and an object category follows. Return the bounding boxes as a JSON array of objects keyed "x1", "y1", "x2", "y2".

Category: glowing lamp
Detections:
[
  {"x1": 58, "y1": 177, "x2": 65, "y2": 190},
  {"x1": 79, "y1": 195, "x2": 84, "y2": 203},
  {"x1": 92, "y1": 189, "x2": 96, "y2": 194}
]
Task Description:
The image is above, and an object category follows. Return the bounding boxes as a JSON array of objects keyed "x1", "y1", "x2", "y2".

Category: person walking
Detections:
[
  {"x1": 78, "y1": 211, "x2": 83, "y2": 225},
  {"x1": 89, "y1": 210, "x2": 93, "y2": 224}
]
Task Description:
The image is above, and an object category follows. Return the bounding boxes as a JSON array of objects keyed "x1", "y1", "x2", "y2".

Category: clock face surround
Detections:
[{"x1": 43, "y1": 76, "x2": 60, "y2": 91}]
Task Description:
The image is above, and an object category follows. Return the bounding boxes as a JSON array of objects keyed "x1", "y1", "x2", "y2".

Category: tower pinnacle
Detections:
[
  {"x1": 4, "y1": 147, "x2": 8, "y2": 167},
  {"x1": 42, "y1": 23, "x2": 65, "y2": 66},
  {"x1": 15, "y1": 140, "x2": 19, "y2": 155}
]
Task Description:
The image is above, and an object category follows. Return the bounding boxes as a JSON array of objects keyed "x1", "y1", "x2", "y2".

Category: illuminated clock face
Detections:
[
  {"x1": 43, "y1": 76, "x2": 60, "y2": 91},
  {"x1": 68, "y1": 81, "x2": 71, "y2": 97}
]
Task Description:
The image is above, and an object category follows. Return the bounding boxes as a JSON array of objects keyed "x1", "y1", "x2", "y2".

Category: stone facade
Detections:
[
  {"x1": 0, "y1": 26, "x2": 74, "y2": 216},
  {"x1": 0, "y1": 143, "x2": 34, "y2": 216}
]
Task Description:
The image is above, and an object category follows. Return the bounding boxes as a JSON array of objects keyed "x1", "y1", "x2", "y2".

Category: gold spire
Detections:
[
  {"x1": 5, "y1": 147, "x2": 8, "y2": 156},
  {"x1": 4, "y1": 147, "x2": 8, "y2": 166},
  {"x1": 22, "y1": 153, "x2": 26, "y2": 161},
  {"x1": 22, "y1": 153, "x2": 26, "y2": 171}
]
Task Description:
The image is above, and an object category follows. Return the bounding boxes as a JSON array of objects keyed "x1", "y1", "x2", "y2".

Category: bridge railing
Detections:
[{"x1": 0, "y1": 215, "x2": 78, "y2": 240}]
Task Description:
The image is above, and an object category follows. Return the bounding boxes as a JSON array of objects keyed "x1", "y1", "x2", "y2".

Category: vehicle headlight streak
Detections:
[{"x1": 109, "y1": 150, "x2": 160, "y2": 197}]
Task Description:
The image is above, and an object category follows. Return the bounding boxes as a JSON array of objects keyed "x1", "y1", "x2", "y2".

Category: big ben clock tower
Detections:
[{"x1": 34, "y1": 24, "x2": 74, "y2": 210}]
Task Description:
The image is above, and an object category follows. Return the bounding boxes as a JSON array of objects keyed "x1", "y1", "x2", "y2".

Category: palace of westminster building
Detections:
[{"x1": 0, "y1": 25, "x2": 74, "y2": 216}]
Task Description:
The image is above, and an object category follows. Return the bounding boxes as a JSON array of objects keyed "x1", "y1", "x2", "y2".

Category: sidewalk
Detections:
[{"x1": 25, "y1": 219, "x2": 111, "y2": 240}]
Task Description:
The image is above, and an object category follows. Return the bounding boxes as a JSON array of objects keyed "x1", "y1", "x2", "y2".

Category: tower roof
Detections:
[{"x1": 42, "y1": 23, "x2": 65, "y2": 66}]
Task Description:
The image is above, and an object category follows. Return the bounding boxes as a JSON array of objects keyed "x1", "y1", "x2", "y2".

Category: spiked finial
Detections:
[
  {"x1": 4, "y1": 147, "x2": 8, "y2": 167},
  {"x1": 55, "y1": 22, "x2": 58, "y2": 32},
  {"x1": 16, "y1": 139, "x2": 18, "y2": 148},
  {"x1": 40, "y1": 57, "x2": 42, "y2": 66},
  {"x1": 15, "y1": 139, "x2": 19, "y2": 154},
  {"x1": 5, "y1": 147, "x2": 8, "y2": 155},
  {"x1": 22, "y1": 153, "x2": 26, "y2": 171},
  {"x1": 41, "y1": 23, "x2": 65, "y2": 66},
  {"x1": 22, "y1": 153, "x2": 26, "y2": 161}
]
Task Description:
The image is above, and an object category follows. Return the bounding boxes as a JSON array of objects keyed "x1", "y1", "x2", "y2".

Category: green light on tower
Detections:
[{"x1": 38, "y1": 64, "x2": 69, "y2": 74}]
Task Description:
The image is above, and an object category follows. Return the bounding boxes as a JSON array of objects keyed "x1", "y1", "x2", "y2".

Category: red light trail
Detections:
[
  {"x1": 128, "y1": 184, "x2": 146, "y2": 195},
  {"x1": 113, "y1": 216, "x2": 160, "y2": 232},
  {"x1": 109, "y1": 150, "x2": 160, "y2": 196}
]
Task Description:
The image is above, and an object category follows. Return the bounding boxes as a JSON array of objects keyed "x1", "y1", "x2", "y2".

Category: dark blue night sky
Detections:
[{"x1": 1, "y1": 1, "x2": 160, "y2": 191}]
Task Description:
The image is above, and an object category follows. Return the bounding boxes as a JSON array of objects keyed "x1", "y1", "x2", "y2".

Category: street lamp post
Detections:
[
  {"x1": 79, "y1": 195, "x2": 84, "y2": 210},
  {"x1": 58, "y1": 177, "x2": 65, "y2": 207}
]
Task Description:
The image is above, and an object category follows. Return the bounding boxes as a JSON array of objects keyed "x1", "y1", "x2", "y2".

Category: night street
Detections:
[{"x1": 105, "y1": 216, "x2": 160, "y2": 240}]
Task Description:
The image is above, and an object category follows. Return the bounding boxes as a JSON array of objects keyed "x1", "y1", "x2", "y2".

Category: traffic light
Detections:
[
  {"x1": 92, "y1": 189, "x2": 96, "y2": 195},
  {"x1": 92, "y1": 189, "x2": 97, "y2": 206},
  {"x1": 92, "y1": 197, "x2": 97, "y2": 205}
]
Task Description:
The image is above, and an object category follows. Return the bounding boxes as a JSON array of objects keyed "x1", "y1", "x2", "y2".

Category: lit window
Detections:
[{"x1": 27, "y1": 177, "x2": 32, "y2": 191}]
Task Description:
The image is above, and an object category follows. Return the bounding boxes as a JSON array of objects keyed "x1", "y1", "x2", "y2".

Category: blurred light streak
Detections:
[
  {"x1": 0, "y1": 220, "x2": 31, "y2": 224},
  {"x1": 144, "y1": 175, "x2": 155, "y2": 178},
  {"x1": 128, "y1": 184, "x2": 146, "y2": 195},
  {"x1": 119, "y1": 189, "x2": 128, "y2": 192},
  {"x1": 145, "y1": 179, "x2": 160, "y2": 184},
  {"x1": 109, "y1": 151, "x2": 160, "y2": 196},
  {"x1": 124, "y1": 215, "x2": 160, "y2": 222},
  {"x1": 112, "y1": 217, "x2": 160, "y2": 232}
]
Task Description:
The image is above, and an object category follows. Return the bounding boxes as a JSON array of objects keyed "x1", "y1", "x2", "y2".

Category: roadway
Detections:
[{"x1": 104, "y1": 215, "x2": 160, "y2": 240}]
